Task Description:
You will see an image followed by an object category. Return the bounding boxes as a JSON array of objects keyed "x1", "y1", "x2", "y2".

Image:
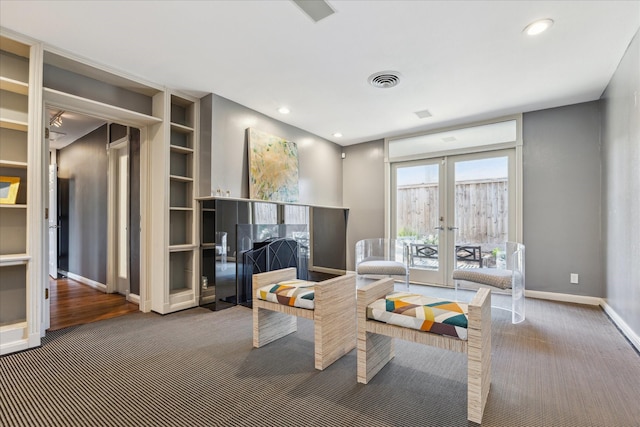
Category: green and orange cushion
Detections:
[
  {"x1": 367, "y1": 292, "x2": 469, "y2": 340},
  {"x1": 256, "y1": 280, "x2": 316, "y2": 310}
]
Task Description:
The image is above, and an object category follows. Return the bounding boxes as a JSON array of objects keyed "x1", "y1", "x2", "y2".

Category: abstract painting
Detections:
[{"x1": 247, "y1": 128, "x2": 299, "y2": 202}]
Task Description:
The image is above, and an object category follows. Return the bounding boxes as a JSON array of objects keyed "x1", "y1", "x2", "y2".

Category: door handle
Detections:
[
  {"x1": 447, "y1": 226, "x2": 459, "y2": 231},
  {"x1": 434, "y1": 226, "x2": 444, "y2": 231}
]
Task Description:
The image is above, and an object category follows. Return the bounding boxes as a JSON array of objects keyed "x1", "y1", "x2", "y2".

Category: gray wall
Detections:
[
  {"x1": 342, "y1": 102, "x2": 606, "y2": 298},
  {"x1": 601, "y1": 30, "x2": 640, "y2": 335},
  {"x1": 58, "y1": 125, "x2": 108, "y2": 285},
  {"x1": 523, "y1": 102, "x2": 603, "y2": 296},
  {"x1": 210, "y1": 95, "x2": 343, "y2": 207},
  {"x1": 342, "y1": 139, "x2": 385, "y2": 270}
]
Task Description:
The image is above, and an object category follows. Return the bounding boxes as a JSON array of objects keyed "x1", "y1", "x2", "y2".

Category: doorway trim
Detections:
[
  {"x1": 107, "y1": 132, "x2": 130, "y2": 298},
  {"x1": 384, "y1": 115, "x2": 523, "y2": 286},
  {"x1": 43, "y1": 96, "x2": 154, "y2": 316}
]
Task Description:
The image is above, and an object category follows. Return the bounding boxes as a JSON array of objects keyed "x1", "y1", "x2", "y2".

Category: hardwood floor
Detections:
[{"x1": 49, "y1": 277, "x2": 139, "y2": 331}]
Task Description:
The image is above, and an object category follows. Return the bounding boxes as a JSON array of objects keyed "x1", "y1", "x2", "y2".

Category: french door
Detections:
[{"x1": 392, "y1": 149, "x2": 516, "y2": 286}]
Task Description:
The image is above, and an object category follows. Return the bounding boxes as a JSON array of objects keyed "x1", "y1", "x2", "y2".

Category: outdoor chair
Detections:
[
  {"x1": 357, "y1": 278, "x2": 491, "y2": 424},
  {"x1": 355, "y1": 238, "x2": 410, "y2": 290},
  {"x1": 252, "y1": 267, "x2": 356, "y2": 370},
  {"x1": 453, "y1": 241, "x2": 525, "y2": 324}
]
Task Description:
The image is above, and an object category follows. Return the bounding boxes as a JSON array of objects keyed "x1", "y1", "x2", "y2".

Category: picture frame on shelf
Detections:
[{"x1": 0, "y1": 176, "x2": 20, "y2": 204}]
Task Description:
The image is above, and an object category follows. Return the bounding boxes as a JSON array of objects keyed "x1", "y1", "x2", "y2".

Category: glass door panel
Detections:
[
  {"x1": 393, "y1": 159, "x2": 445, "y2": 285},
  {"x1": 447, "y1": 151, "x2": 514, "y2": 282}
]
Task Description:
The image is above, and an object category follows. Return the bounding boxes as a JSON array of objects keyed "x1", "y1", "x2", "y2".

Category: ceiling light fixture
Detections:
[
  {"x1": 523, "y1": 18, "x2": 554, "y2": 36},
  {"x1": 333, "y1": 132, "x2": 342, "y2": 138},
  {"x1": 50, "y1": 110, "x2": 65, "y2": 127},
  {"x1": 278, "y1": 107, "x2": 290, "y2": 114}
]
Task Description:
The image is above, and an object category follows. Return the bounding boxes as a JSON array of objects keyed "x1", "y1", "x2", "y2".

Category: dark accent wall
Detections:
[
  {"x1": 312, "y1": 207, "x2": 348, "y2": 270},
  {"x1": 58, "y1": 125, "x2": 108, "y2": 285},
  {"x1": 129, "y1": 128, "x2": 141, "y2": 295}
]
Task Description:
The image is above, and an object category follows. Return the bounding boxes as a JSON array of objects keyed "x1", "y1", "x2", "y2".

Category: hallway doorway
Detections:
[{"x1": 48, "y1": 276, "x2": 138, "y2": 331}]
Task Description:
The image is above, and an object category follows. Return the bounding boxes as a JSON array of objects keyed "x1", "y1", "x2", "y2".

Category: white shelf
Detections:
[
  {"x1": 169, "y1": 144, "x2": 194, "y2": 154},
  {"x1": 168, "y1": 244, "x2": 197, "y2": 253},
  {"x1": 0, "y1": 254, "x2": 30, "y2": 266},
  {"x1": 170, "y1": 122, "x2": 194, "y2": 133},
  {"x1": 0, "y1": 77, "x2": 28, "y2": 95},
  {"x1": 169, "y1": 206, "x2": 193, "y2": 211},
  {"x1": 0, "y1": 118, "x2": 28, "y2": 132},
  {"x1": 44, "y1": 88, "x2": 163, "y2": 126},
  {"x1": 0, "y1": 159, "x2": 28, "y2": 169},
  {"x1": 169, "y1": 174, "x2": 193, "y2": 183},
  {"x1": 0, "y1": 204, "x2": 27, "y2": 209}
]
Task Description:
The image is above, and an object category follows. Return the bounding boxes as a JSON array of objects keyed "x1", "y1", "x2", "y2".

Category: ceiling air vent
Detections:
[{"x1": 368, "y1": 71, "x2": 401, "y2": 89}]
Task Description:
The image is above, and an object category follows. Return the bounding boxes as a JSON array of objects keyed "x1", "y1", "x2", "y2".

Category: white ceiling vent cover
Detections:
[{"x1": 368, "y1": 71, "x2": 401, "y2": 88}]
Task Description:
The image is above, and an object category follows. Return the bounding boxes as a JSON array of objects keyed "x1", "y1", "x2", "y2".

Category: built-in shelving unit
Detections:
[
  {"x1": 1, "y1": 28, "x2": 204, "y2": 354},
  {"x1": 0, "y1": 34, "x2": 33, "y2": 353},
  {"x1": 150, "y1": 93, "x2": 199, "y2": 314}
]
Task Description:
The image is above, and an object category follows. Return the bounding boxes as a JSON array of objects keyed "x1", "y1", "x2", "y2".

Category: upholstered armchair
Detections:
[{"x1": 355, "y1": 238, "x2": 410, "y2": 290}]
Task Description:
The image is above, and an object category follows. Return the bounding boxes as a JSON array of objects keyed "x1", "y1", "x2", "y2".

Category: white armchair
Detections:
[{"x1": 355, "y1": 238, "x2": 410, "y2": 291}]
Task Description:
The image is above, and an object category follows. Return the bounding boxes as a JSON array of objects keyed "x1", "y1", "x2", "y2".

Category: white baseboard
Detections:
[
  {"x1": 61, "y1": 270, "x2": 107, "y2": 292},
  {"x1": 525, "y1": 289, "x2": 639, "y2": 353},
  {"x1": 525, "y1": 289, "x2": 602, "y2": 305},
  {"x1": 600, "y1": 301, "x2": 640, "y2": 353},
  {"x1": 127, "y1": 293, "x2": 140, "y2": 304}
]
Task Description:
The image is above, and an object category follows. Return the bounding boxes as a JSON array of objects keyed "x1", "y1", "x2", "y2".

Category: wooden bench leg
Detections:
[
  {"x1": 467, "y1": 289, "x2": 491, "y2": 424},
  {"x1": 357, "y1": 330, "x2": 394, "y2": 384},
  {"x1": 253, "y1": 306, "x2": 297, "y2": 348},
  {"x1": 314, "y1": 275, "x2": 357, "y2": 370}
]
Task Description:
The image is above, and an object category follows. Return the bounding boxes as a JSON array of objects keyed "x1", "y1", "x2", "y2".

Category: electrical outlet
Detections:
[{"x1": 570, "y1": 273, "x2": 579, "y2": 284}]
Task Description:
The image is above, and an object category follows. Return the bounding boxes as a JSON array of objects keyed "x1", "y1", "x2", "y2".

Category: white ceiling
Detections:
[{"x1": 2, "y1": 1, "x2": 639, "y2": 146}]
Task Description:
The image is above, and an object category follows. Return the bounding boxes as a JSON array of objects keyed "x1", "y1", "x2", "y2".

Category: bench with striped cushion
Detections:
[
  {"x1": 367, "y1": 291, "x2": 469, "y2": 340},
  {"x1": 256, "y1": 279, "x2": 316, "y2": 310}
]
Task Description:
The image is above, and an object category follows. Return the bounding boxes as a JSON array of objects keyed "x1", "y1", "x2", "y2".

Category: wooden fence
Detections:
[{"x1": 397, "y1": 178, "x2": 508, "y2": 244}]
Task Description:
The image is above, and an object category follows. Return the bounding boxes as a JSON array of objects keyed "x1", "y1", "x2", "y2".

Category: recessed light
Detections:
[
  {"x1": 278, "y1": 107, "x2": 290, "y2": 114},
  {"x1": 333, "y1": 132, "x2": 343, "y2": 138},
  {"x1": 523, "y1": 18, "x2": 554, "y2": 36}
]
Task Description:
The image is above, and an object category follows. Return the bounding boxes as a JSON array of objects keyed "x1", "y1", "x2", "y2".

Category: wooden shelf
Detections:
[
  {"x1": 0, "y1": 204, "x2": 27, "y2": 209},
  {"x1": 0, "y1": 77, "x2": 28, "y2": 95}
]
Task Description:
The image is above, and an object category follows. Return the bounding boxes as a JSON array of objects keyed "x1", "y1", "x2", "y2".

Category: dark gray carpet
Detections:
[{"x1": 1, "y1": 287, "x2": 639, "y2": 427}]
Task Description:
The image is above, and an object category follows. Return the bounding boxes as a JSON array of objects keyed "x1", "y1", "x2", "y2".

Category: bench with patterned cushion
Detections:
[
  {"x1": 256, "y1": 279, "x2": 316, "y2": 310},
  {"x1": 367, "y1": 291, "x2": 469, "y2": 340}
]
